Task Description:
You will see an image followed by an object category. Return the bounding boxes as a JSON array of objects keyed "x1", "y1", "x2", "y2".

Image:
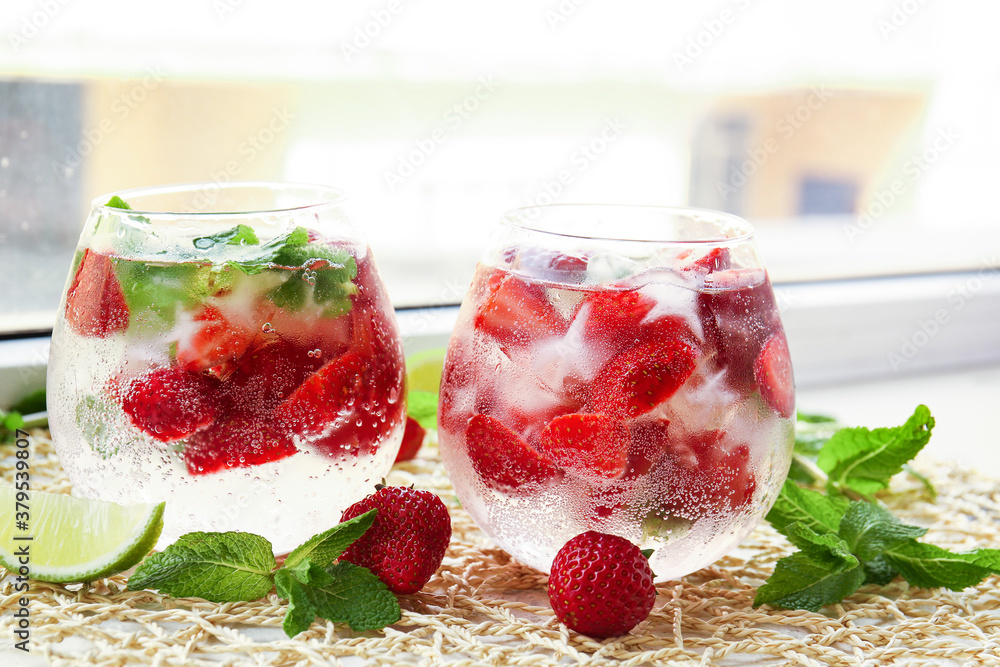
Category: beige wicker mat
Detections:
[{"x1": 2, "y1": 430, "x2": 999, "y2": 666}]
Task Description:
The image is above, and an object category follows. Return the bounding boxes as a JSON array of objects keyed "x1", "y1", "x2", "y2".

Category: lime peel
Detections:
[{"x1": 0, "y1": 486, "x2": 164, "y2": 583}]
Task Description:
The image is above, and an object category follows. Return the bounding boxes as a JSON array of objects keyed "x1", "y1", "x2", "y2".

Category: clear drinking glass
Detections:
[
  {"x1": 48, "y1": 183, "x2": 406, "y2": 552},
  {"x1": 437, "y1": 204, "x2": 795, "y2": 579}
]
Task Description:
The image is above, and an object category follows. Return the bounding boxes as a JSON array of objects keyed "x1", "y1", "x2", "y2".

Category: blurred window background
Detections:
[{"x1": 2, "y1": 0, "x2": 999, "y2": 334}]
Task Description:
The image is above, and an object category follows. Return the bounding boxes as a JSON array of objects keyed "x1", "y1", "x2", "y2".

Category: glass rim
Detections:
[
  {"x1": 502, "y1": 203, "x2": 754, "y2": 244},
  {"x1": 90, "y1": 181, "x2": 347, "y2": 218}
]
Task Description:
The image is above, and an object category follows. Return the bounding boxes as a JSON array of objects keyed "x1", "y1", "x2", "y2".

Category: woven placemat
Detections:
[{"x1": 2, "y1": 429, "x2": 999, "y2": 666}]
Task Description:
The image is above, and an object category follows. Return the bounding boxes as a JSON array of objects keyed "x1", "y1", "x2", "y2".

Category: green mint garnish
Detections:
[
  {"x1": 128, "y1": 509, "x2": 402, "y2": 637},
  {"x1": 128, "y1": 532, "x2": 276, "y2": 603},
  {"x1": 284, "y1": 510, "x2": 375, "y2": 571},
  {"x1": 105, "y1": 196, "x2": 132, "y2": 210},
  {"x1": 755, "y1": 406, "x2": 1000, "y2": 612},
  {"x1": 754, "y1": 523, "x2": 865, "y2": 612},
  {"x1": 817, "y1": 405, "x2": 934, "y2": 496},
  {"x1": 276, "y1": 560, "x2": 400, "y2": 636},
  {"x1": 194, "y1": 224, "x2": 260, "y2": 250}
]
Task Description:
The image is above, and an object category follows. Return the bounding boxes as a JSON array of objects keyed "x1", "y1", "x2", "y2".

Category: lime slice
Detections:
[
  {"x1": 406, "y1": 347, "x2": 447, "y2": 393},
  {"x1": 0, "y1": 486, "x2": 164, "y2": 582}
]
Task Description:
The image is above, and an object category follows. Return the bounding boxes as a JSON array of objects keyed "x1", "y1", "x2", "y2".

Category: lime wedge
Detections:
[
  {"x1": 0, "y1": 486, "x2": 164, "y2": 583},
  {"x1": 406, "y1": 347, "x2": 447, "y2": 393}
]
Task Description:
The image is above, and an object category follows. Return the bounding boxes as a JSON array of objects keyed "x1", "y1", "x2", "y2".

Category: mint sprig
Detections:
[
  {"x1": 128, "y1": 509, "x2": 400, "y2": 636},
  {"x1": 2, "y1": 389, "x2": 48, "y2": 443},
  {"x1": 755, "y1": 406, "x2": 1000, "y2": 612}
]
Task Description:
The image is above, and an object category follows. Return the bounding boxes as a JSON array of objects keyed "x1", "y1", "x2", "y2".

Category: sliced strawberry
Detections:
[
  {"x1": 538, "y1": 413, "x2": 629, "y2": 480},
  {"x1": 697, "y1": 271, "x2": 779, "y2": 393},
  {"x1": 623, "y1": 417, "x2": 670, "y2": 479},
  {"x1": 121, "y1": 366, "x2": 219, "y2": 442},
  {"x1": 219, "y1": 338, "x2": 321, "y2": 416},
  {"x1": 754, "y1": 332, "x2": 795, "y2": 418},
  {"x1": 502, "y1": 246, "x2": 590, "y2": 283},
  {"x1": 274, "y1": 352, "x2": 367, "y2": 439},
  {"x1": 175, "y1": 305, "x2": 258, "y2": 377},
  {"x1": 64, "y1": 249, "x2": 130, "y2": 338},
  {"x1": 590, "y1": 337, "x2": 697, "y2": 419},
  {"x1": 663, "y1": 431, "x2": 756, "y2": 514},
  {"x1": 578, "y1": 288, "x2": 656, "y2": 348},
  {"x1": 465, "y1": 414, "x2": 561, "y2": 492},
  {"x1": 183, "y1": 411, "x2": 297, "y2": 475},
  {"x1": 683, "y1": 247, "x2": 731, "y2": 273},
  {"x1": 394, "y1": 416, "x2": 426, "y2": 463},
  {"x1": 473, "y1": 270, "x2": 567, "y2": 350}
]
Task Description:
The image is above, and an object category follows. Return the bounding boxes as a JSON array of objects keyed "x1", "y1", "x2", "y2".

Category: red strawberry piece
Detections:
[
  {"x1": 548, "y1": 530, "x2": 656, "y2": 638},
  {"x1": 473, "y1": 270, "x2": 567, "y2": 350},
  {"x1": 64, "y1": 249, "x2": 130, "y2": 338},
  {"x1": 340, "y1": 485, "x2": 452, "y2": 595},
  {"x1": 590, "y1": 338, "x2": 697, "y2": 419},
  {"x1": 274, "y1": 352, "x2": 366, "y2": 439},
  {"x1": 219, "y1": 339, "x2": 321, "y2": 417},
  {"x1": 624, "y1": 418, "x2": 671, "y2": 479},
  {"x1": 683, "y1": 246, "x2": 732, "y2": 273},
  {"x1": 121, "y1": 366, "x2": 219, "y2": 442},
  {"x1": 182, "y1": 411, "x2": 298, "y2": 475},
  {"x1": 175, "y1": 304, "x2": 258, "y2": 377},
  {"x1": 465, "y1": 414, "x2": 561, "y2": 492},
  {"x1": 503, "y1": 246, "x2": 590, "y2": 283},
  {"x1": 697, "y1": 272, "x2": 779, "y2": 393},
  {"x1": 394, "y1": 416, "x2": 426, "y2": 463},
  {"x1": 578, "y1": 288, "x2": 656, "y2": 348},
  {"x1": 664, "y1": 432, "x2": 756, "y2": 514},
  {"x1": 538, "y1": 413, "x2": 629, "y2": 481},
  {"x1": 754, "y1": 331, "x2": 795, "y2": 418}
]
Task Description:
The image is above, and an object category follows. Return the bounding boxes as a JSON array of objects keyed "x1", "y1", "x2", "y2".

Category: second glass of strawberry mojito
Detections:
[
  {"x1": 48, "y1": 183, "x2": 406, "y2": 552},
  {"x1": 438, "y1": 205, "x2": 795, "y2": 579}
]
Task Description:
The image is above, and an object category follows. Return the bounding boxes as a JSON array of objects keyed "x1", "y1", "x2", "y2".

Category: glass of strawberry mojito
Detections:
[
  {"x1": 438, "y1": 205, "x2": 795, "y2": 579},
  {"x1": 48, "y1": 183, "x2": 406, "y2": 551}
]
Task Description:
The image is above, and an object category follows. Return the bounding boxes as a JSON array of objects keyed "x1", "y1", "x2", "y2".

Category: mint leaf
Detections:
[
  {"x1": 295, "y1": 561, "x2": 400, "y2": 633},
  {"x1": 765, "y1": 479, "x2": 850, "y2": 538},
  {"x1": 862, "y1": 554, "x2": 899, "y2": 586},
  {"x1": 753, "y1": 523, "x2": 865, "y2": 611},
  {"x1": 837, "y1": 501, "x2": 927, "y2": 561},
  {"x1": 194, "y1": 224, "x2": 260, "y2": 250},
  {"x1": 128, "y1": 532, "x2": 276, "y2": 602},
  {"x1": 228, "y1": 227, "x2": 310, "y2": 275},
  {"x1": 796, "y1": 411, "x2": 839, "y2": 424},
  {"x1": 10, "y1": 389, "x2": 46, "y2": 415},
  {"x1": 105, "y1": 195, "x2": 132, "y2": 210},
  {"x1": 408, "y1": 390, "x2": 438, "y2": 430},
  {"x1": 284, "y1": 509, "x2": 376, "y2": 571},
  {"x1": 883, "y1": 541, "x2": 1000, "y2": 590},
  {"x1": 274, "y1": 568, "x2": 318, "y2": 638},
  {"x1": 817, "y1": 405, "x2": 934, "y2": 496},
  {"x1": 274, "y1": 559, "x2": 400, "y2": 637}
]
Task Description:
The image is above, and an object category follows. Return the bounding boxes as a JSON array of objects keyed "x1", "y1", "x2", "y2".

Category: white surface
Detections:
[{"x1": 797, "y1": 362, "x2": 1000, "y2": 478}]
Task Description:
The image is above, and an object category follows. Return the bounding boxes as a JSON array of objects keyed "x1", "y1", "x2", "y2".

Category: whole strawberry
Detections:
[
  {"x1": 340, "y1": 485, "x2": 451, "y2": 595},
  {"x1": 548, "y1": 531, "x2": 656, "y2": 638}
]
